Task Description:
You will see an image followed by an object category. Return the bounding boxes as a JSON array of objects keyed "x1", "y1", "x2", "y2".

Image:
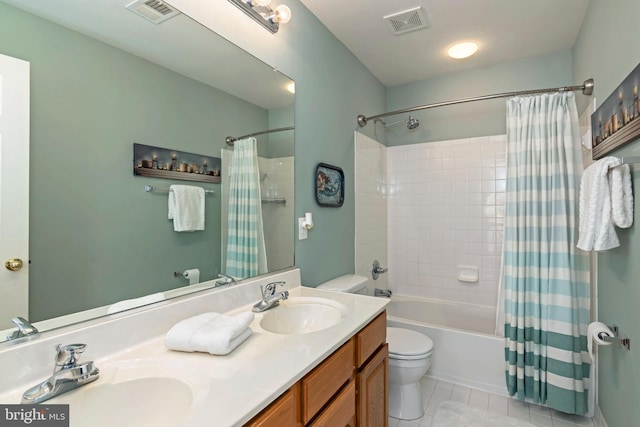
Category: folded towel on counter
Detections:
[
  {"x1": 577, "y1": 157, "x2": 623, "y2": 251},
  {"x1": 609, "y1": 163, "x2": 634, "y2": 228},
  {"x1": 165, "y1": 311, "x2": 254, "y2": 355},
  {"x1": 107, "y1": 292, "x2": 165, "y2": 314},
  {"x1": 168, "y1": 185, "x2": 205, "y2": 232}
]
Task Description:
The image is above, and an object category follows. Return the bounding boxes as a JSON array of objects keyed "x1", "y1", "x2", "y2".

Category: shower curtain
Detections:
[
  {"x1": 225, "y1": 137, "x2": 268, "y2": 278},
  {"x1": 502, "y1": 92, "x2": 590, "y2": 415}
]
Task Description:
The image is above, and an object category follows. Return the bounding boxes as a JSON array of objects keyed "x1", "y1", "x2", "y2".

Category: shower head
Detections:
[
  {"x1": 382, "y1": 115, "x2": 420, "y2": 130},
  {"x1": 407, "y1": 116, "x2": 420, "y2": 129}
]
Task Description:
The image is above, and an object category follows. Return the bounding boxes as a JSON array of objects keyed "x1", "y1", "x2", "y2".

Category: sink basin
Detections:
[
  {"x1": 47, "y1": 359, "x2": 208, "y2": 427},
  {"x1": 260, "y1": 297, "x2": 348, "y2": 334}
]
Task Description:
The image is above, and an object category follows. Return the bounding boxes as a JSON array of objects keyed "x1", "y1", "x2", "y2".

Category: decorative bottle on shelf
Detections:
[
  {"x1": 152, "y1": 154, "x2": 158, "y2": 169},
  {"x1": 171, "y1": 153, "x2": 177, "y2": 171}
]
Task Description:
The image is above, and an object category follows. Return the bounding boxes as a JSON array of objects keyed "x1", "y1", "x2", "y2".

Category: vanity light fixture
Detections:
[
  {"x1": 228, "y1": 0, "x2": 292, "y2": 34},
  {"x1": 286, "y1": 82, "x2": 295, "y2": 94},
  {"x1": 447, "y1": 41, "x2": 479, "y2": 59}
]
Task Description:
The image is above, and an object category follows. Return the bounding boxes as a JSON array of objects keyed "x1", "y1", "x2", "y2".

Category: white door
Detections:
[{"x1": 0, "y1": 53, "x2": 30, "y2": 329}]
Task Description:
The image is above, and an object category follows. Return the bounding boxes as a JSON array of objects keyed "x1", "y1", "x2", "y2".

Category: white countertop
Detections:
[{"x1": 0, "y1": 277, "x2": 388, "y2": 427}]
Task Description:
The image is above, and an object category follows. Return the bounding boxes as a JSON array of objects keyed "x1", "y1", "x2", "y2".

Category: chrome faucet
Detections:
[
  {"x1": 22, "y1": 344, "x2": 100, "y2": 404},
  {"x1": 215, "y1": 273, "x2": 237, "y2": 287},
  {"x1": 374, "y1": 288, "x2": 392, "y2": 298},
  {"x1": 252, "y1": 281, "x2": 289, "y2": 312},
  {"x1": 6, "y1": 317, "x2": 39, "y2": 341}
]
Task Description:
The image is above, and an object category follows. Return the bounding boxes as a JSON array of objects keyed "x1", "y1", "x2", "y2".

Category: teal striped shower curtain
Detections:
[
  {"x1": 503, "y1": 92, "x2": 591, "y2": 415},
  {"x1": 225, "y1": 137, "x2": 267, "y2": 278}
]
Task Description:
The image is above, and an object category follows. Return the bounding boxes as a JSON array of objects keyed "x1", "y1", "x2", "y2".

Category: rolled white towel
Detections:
[
  {"x1": 165, "y1": 311, "x2": 254, "y2": 355},
  {"x1": 610, "y1": 163, "x2": 633, "y2": 228}
]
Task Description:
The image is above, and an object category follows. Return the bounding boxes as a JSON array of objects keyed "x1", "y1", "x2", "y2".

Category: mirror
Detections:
[{"x1": 0, "y1": 0, "x2": 295, "y2": 341}]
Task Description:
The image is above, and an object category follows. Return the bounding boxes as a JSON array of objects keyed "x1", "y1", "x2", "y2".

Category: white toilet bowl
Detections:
[{"x1": 387, "y1": 327, "x2": 433, "y2": 420}]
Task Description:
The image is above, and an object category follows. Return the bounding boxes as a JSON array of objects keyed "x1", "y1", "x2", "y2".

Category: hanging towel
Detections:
[
  {"x1": 610, "y1": 163, "x2": 634, "y2": 228},
  {"x1": 577, "y1": 157, "x2": 625, "y2": 251},
  {"x1": 168, "y1": 185, "x2": 205, "y2": 232},
  {"x1": 165, "y1": 311, "x2": 254, "y2": 355}
]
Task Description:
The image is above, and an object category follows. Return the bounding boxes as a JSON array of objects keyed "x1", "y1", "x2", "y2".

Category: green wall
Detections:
[
  {"x1": 385, "y1": 50, "x2": 574, "y2": 145},
  {"x1": 573, "y1": 1, "x2": 640, "y2": 426},
  {"x1": 173, "y1": 0, "x2": 386, "y2": 287},
  {"x1": 0, "y1": 2, "x2": 269, "y2": 320}
]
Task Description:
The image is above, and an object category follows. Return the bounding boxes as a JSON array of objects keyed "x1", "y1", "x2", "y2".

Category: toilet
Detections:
[{"x1": 317, "y1": 274, "x2": 434, "y2": 420}]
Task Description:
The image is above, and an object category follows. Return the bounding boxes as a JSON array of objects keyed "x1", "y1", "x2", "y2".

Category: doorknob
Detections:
[{"x1": 5, "y1": 258, "x2": 23, "y2": 271}]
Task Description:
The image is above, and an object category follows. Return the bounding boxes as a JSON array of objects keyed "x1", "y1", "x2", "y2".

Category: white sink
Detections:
[
  {"x1": 259, "y1": 297, "x2": 348, "y2": 334},
  {"x1": 47, "y1": 359, "x2": 209, "y2": 427}
]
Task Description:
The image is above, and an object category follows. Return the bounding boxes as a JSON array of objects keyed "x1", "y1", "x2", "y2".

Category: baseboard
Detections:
[{"x1": 594, "y1": 405, "x2": 608, "y2": 427}]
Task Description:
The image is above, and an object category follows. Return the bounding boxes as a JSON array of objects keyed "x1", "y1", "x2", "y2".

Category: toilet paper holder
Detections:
[{"x1": 599, "y1": 324, "x2": 631, "y2": 351}]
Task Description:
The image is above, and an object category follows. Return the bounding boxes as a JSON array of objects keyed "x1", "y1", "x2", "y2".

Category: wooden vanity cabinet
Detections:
[{"x1": 244, "y1": 311, "x2": 387, "y2": 427}]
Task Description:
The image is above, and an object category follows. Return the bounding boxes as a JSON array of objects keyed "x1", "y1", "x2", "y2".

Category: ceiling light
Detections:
[
  {"x1": 286, "y1": 82, "x2": 295, "y2": 94},
  {"x1": 228, "y1": 0, "x2": 292, "y2": 33},
  {"x1": 447, "y1": 41, "x2": 478, "y2": 59}
]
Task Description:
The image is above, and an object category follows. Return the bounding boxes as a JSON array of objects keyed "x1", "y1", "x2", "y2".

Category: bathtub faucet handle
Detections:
[{"x1": 372, "y1": 260, "x2": 388, "y2": 280}]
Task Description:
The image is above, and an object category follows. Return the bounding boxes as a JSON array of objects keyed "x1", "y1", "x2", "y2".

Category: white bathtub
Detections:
[{"x1": 386, "y1": 295, "x2": 508, "y2": 396}]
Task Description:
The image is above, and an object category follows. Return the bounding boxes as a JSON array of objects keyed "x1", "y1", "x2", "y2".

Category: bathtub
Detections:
[{"x1": 386, "y1": 295, "x2": 508, "y2": 396}]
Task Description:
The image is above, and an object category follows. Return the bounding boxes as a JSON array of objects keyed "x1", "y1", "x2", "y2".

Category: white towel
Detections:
[
  {"x1": 165, "y1": 311, "x2": 254, "y2": 355},
  {"x1": 168, "y1": 185, "x2": 205, "y2": 232},
  {"x1": 107, "y1": 292, "x2": 165, "y2": 314},
  {"x1": 610, "y1": 163, "x2": 634, "y2": 228},
  {"x1": 577, "y1": 157, "x2": 631, "y2": 251}
]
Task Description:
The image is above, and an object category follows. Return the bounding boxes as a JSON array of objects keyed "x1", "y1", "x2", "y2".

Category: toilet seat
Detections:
[{"x1": 387, "y1": 327, "x2": 433, "y2": 360}]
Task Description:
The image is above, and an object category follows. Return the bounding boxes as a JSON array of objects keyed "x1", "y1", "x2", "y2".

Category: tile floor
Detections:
[{"x1": 388, "y1": 377, "x2": 596, "y2": 427}]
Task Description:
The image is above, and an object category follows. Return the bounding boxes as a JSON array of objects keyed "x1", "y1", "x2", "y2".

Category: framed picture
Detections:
[
  {"x1": 315, "y1": 163, "x2": 344, "y2": 207},
  {"x1": 591, "y1": 62, "x2": 640, "y2": 159}
]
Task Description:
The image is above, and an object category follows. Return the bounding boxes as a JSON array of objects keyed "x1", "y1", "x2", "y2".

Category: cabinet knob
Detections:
[{"x1": 5, "y1": 258, "x2": 23, "y2": 271}]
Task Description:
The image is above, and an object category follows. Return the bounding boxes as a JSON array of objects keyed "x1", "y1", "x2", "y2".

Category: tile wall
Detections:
[
  {"x1": 355, "y1": 132, "x2": 388, "y2": 294},
  {"x1": 386, "y1": 135, "x2": 506, "y2": 308}
]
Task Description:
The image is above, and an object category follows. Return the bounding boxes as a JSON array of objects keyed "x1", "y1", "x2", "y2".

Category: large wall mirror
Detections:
[{"x1": 0, "y1": 0, "x2": 295, "y2": 341}]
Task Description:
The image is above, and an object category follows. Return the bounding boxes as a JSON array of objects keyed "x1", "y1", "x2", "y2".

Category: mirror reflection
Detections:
[{"x1": 0, "y1": 0, "x2": 295, "y2": 341}]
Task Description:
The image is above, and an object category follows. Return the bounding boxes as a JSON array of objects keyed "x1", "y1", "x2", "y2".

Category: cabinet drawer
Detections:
[
  {"x1": 309, "y1": 381, "x2": 356, "y2": 427},
  {"x1": 302, "y1": 339, "x2": 355, "y2": 424},
  {"x1": 355, "y1": 311, "x2": 386, "y2": 368},
  {"x1": 244, "y1": 387, "x2": 297, "y2": 427}
]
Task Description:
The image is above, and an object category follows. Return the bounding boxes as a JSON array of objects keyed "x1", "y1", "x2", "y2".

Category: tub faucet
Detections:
[
  {"x1": 6, "y1": 317, "x2": 39, "y2": 341},
  {"x1": 22, "y1": 343, "x2": 100, "y2": 404},
  {"x1": 252, "y1": 281, "x2": 289, "y2": 312},
  {"x1": 374, "y1": 288, "x2": 392, "y2": 298}
]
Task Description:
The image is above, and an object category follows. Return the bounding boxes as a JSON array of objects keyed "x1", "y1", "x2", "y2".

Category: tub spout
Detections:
[{"x1": 374, "y1": 288, "x2": 392, "y2": 298}]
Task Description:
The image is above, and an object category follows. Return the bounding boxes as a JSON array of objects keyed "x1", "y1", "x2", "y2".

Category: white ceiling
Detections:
[{"x1": 300, "y1": 0, "x2": 590, "y2": 87}]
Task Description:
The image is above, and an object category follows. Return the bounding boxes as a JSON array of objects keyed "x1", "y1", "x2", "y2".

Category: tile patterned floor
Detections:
[{"x1": 388, "y1": 377, "x2": 596, "y2": 427}]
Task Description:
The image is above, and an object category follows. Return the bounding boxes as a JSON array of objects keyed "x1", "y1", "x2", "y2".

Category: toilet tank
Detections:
[{"x1": 316, "y1": 274, "x2": 368, "y2": 294}]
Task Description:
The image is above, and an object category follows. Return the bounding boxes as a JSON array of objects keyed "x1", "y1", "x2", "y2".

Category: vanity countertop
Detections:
[{"x1": 0, "y1": 283, "x2": 388, "y2": 427}]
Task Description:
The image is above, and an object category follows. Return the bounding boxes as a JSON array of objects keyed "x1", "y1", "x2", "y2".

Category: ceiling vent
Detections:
[
  {"x1": 383, "y1": 7, "x2": 429, "y2": 36},
  {"x1": 126, "y1": 0, "x2": 180, "y2": 24}
]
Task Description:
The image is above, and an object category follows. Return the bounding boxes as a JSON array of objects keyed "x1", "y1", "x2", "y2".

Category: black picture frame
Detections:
[{"x1": 315, "y1": 163, "x2": 344, "y2": 207}]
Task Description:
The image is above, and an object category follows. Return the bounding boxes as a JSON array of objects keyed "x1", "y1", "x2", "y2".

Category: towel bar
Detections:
[{"x1": 144, "y1": 184, "x2": 215, "y2": 195}]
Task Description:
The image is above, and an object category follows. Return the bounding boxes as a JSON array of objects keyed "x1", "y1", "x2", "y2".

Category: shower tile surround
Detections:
[{"x1": 357, "y1": 133, "x2": 506, "y2": 308}]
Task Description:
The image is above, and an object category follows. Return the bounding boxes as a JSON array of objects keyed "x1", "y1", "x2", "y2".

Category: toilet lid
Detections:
[{"x1": 386, "y1": 327, "x2": 433, "y2": 357}]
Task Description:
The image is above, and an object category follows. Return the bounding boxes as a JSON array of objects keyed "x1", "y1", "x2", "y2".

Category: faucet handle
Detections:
[
  {"x1": 261, "y1": 281, "x2": 286, "y2": 297},
  {"x1": 54, "y1": 343, "x2": 87, "y2": 370}
]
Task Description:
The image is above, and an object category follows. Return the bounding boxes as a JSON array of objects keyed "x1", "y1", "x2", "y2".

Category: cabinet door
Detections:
[
  {"x1": 245, "y1": 387, "x2": 298, "y2": 427},
  {"x1": 357, "y1": 344, "x2": 388, "y2": 427}
]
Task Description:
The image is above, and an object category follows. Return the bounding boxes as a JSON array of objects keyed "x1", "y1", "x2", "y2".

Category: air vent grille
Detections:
[
  {"x1": 384, "y1": 7, "x2": 429, "y2": 36},
  {"x1": 126, "y1": 0, "x2": 180, "y2": 24}
]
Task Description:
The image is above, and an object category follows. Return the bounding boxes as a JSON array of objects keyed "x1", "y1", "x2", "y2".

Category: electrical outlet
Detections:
[{"x1": 298, "y1": 218, "x2": 308, "y2": 240}]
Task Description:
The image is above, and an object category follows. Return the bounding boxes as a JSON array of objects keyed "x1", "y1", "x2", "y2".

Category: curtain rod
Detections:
[
  {"x1": 357, "y1": 78, "x2": 594, "y2": 127},
  {"x1": 226, "y1": 126, "x2": 294, "y2": 146}
]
